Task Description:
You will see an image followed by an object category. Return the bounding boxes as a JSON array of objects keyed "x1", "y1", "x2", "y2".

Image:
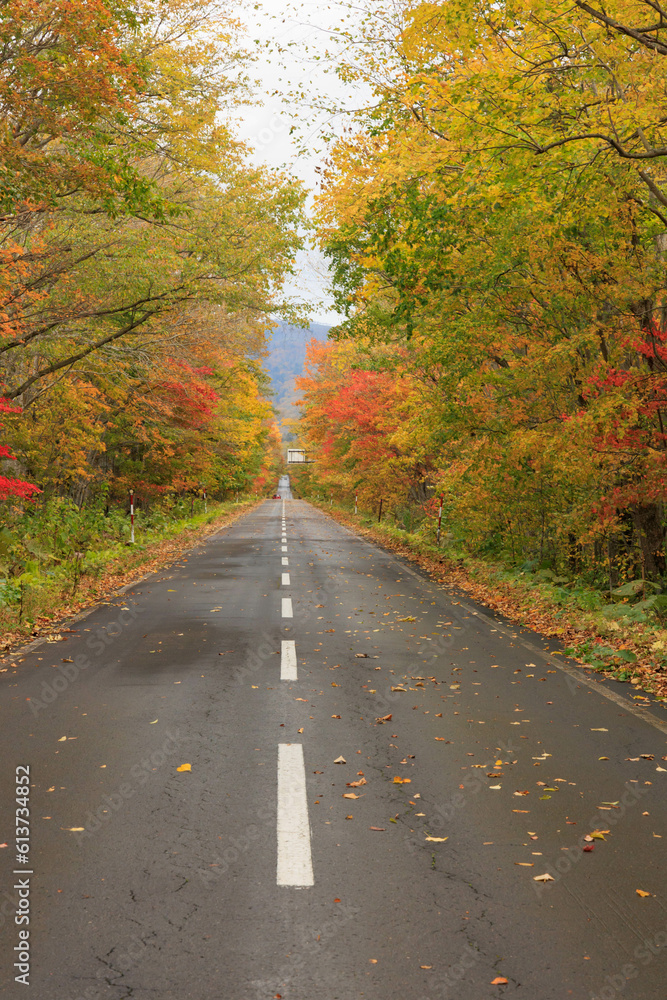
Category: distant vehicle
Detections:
[{"x1": 272, "y1": 494, "x2": 281, "y2": 499}]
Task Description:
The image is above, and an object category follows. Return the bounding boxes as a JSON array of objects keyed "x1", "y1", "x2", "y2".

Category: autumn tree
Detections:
[{"x1": 302, "y1": 0, "x2": 667, "y2": 579}]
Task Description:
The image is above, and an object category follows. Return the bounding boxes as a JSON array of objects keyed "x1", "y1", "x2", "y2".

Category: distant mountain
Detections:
[{"x1": 264, "y1": 322, "x2": 329, "y2": 436}]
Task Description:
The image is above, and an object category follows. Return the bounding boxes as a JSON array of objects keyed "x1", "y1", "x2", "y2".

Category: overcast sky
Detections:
[{"x1": 234, "y1": 1, "x2": 364, "y2": 326}]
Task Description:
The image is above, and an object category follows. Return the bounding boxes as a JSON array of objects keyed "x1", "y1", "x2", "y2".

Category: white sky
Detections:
[{"x1": 234, "y1": 1, "x2": 364, "y2": 326}]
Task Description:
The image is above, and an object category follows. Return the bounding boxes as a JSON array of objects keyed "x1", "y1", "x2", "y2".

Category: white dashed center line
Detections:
[
  {"x1": 281, "y1": 545, "x2": 287, "y2": 552},
  {"x1": 277, "y1": 744, "x2": 314, "y2": 887},
  {"x1": 282, "y1": 572, "x2": 290, "y2": 586},
  {"x1": 282, "y1": 557, "x2": 289, "y2": 565},
  {"x1": 282, "y1": 597, "x2": 293, "y2": 618},
  {"x1": 281, "y1": 639, "x2": 297, "y2": 680}
]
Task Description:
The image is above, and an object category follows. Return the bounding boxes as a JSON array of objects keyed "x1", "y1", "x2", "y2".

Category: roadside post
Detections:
[
  {"x1": 436, "y1": 493, "x2": 443, "y2": 545},
  {"x1": 129, "y1": 489, "x2": 135, "y2": 544},
  {"x1": 354, "y1": 492, "x2": 358, "y2": 515},
  {"x1": 378, "y1": 497, "x2": 383, "y2": 523}
]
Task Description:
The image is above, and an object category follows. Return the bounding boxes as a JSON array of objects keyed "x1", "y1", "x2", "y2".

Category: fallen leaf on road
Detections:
[
  {"x1": 63, "y1": 827, "x2": 85, "y2": 832},
  {"x1": 57, "y1": 736, "x2": 67, "y2": 742},
  {"x1": 334, "y1": 756, "x2": 346, "y2": 764},
  {"x1": 177, "y1": 763, "x2": 191, "y2": 772},
  {"x1": 355, "y1": 653, "x2": 368, "y2": 658},
  {"x1": 435, "y1": 737, "x2": 446, "y2": 741},
  {"x1": 533, "y1": 873, "x2": 555, "y2": 882},
  {"x1": 391, "y1": 686, "x2": 407, "y2": 692},
  {"x1": 491, "y1": 977, "x2": 509, "y2": 985},
  {"x1": 435, "y1": 712, "x2": 442, "y2": 717},
  {"x1": 583, "y1": 845, "x2": 595, "y2": 852},
  {"x1": 295, "y1": 698, "x2": 308, "y2": 702},
  {"x1": 591, "y1": 728, "x2": 608, "y2": 732},
  {"x1": 515, "y1": 862, "x2": 534, "y2": 866},
  {"x1": 347, "y1": 778, "x2": 367, "y2": 787},
  {"x1": 369, "y1": 827, "x2": 385, "y2": 831},
  {"x1": 0, "y1": 843, "x2": 7, "y2": 848},
  {"x1": 345, "y1": 814, "x2": 353, "y2": 820},
  {"x1": 331, "y1": 714, "x2": 341, "y2": 719},
  {"x1": 369, "y1": 958, "x2": 377, "y2": 963},
  {"x1": 343, "y1": 793, "x2": 359, "y2": 799},
  {"x1": 150, "y1": 719, "x2": 158, "y2": 724},
  {"x1": 420, "y1": 965, "x2": 433, "y2": 969},
  {"x1": 393, "y1": 776, "x2": 411, "y2": 784},
  {"x1": 376, "y1": 714, "x2": 392, "y2": 723},
  {"x1": 298, "y1": 728, "x2": 304, "y2": 734},
  {"x1": 397, "y1": 616, "x2": 416, "y2": 622},
  {"x1": 489, "y1": 785, "x2": 502, "y2": 790},
  {"x1": 425, "y1": 836, "x2": 448, "y2": 842},
  {"x1": 636, "y1": 889, "x2": 652, "y2": 897}
]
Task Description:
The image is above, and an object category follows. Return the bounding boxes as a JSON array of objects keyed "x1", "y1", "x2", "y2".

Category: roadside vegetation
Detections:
[{"x1": 0, "y1": 495, "x2": 262, "y2": 652}]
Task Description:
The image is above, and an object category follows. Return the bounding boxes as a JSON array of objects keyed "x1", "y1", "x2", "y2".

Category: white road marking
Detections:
[
  {"x1": 282, "y1": 597, "x2": 293, "y2": 618},
  {"x1": 281, "y1": 535, "x2": 287, "y2": 542},
  {"x1": 281, "y1": 545, "x2": 287, "y2": 552},
  {"x1": 282, "y1": 572, "x2": 290, "y2": 586},
  {"x1": 282, "y1": 557, "x2": 289, "y2": 565},
  {"x1": 277, "y1": 744, "x2": 314, "y2": 886},
  {"x1": 281, "y1": 640, "x2": 297, "y2": 681}
]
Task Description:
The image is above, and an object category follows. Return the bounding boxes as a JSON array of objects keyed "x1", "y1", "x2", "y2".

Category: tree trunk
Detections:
[{"x1": 631, "y1": 503, "x2": 665, "y2": 580}]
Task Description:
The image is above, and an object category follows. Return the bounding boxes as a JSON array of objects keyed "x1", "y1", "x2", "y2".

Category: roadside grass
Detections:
[
  {"x1": 0, "y1": 498, "x2": 260, "y2": 654},
  {"x1": 307, "y1": 499, "x2": 667, "y2": 701}
]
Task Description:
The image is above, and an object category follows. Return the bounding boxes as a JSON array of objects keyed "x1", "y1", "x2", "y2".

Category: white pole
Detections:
[{"x1": 129, "y1": 489, "x2": 135, "y2": 544}]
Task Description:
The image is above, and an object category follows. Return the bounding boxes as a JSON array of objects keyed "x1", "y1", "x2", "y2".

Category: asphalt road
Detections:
[{"x1": 1, "y1": 488, "x2": 667, "y2": 1000}]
